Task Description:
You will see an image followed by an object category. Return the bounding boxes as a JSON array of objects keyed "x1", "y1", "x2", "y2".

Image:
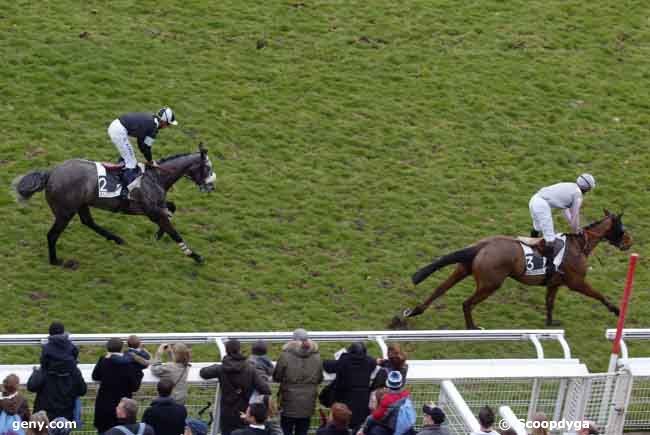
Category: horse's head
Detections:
[
  {"x1": 602, "y1": 209, "x2": 633, "y2": 251},
  {"x1": 185, "y1": 143, "x2": 216, "y2": 193}
]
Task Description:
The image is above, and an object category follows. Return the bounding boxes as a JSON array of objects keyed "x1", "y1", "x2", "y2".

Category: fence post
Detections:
[{"x1": 607, "y1": 368, "x2": 634, "y2": 434}]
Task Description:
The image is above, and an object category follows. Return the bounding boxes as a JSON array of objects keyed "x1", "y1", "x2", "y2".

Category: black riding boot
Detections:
[
  {"x1": 120, "y1": 167, "x2": 140, "y2": 200},
  {"x1": 543, "y1": 242, "x2": 556, "y2": 281},
  {"x1": 530, "y1": 229, "x2": 540, "y2": 238}
]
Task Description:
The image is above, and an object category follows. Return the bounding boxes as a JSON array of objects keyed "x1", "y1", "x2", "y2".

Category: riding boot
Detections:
[
  {"x1": 543, "y1": 241, "x2": 556, "y2": 281},
  {"x1": 530, "y1": 229, "x2": 540, "y2": 238},
  {"x1": 120, "y1": 167, "x2": 140, "y2": 200}
]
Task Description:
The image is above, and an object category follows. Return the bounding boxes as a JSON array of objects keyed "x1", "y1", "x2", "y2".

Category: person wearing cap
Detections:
[
  {"x1": 417, "y1": 403, "x2": 449, "y2": 435},
  {"x1": 107, "y1": 107, "x2": 178, "y2": 198},
  {"x1": 273, "y1": 329, "x2": 323, "y2": 435},
  {"x1": 358, "y1": 371, "x2": 413, "y2": 435},
  {"x1": 200, "y1": 339, "x2": 271, "y2": 435},
  {"x1": 528, "y1": 173, "x2": 596, "y2": 280}
]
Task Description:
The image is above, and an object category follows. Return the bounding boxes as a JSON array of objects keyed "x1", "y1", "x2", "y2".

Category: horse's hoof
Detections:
[
  {"x1": 402, "y1": 308, "x2": 413, "y2": 317},
  {"x1": 190, "y1": 253, "x2": 205, "y2": 264},
  {"x1": 113, "y1": 237, "x2": 125, "y2": 245},
  {"x1": 50, "y1": 259, "x2": 63, "y2": 266},
  {"x1": 546, "y1": 320, "x2": 562, "y2": 327},
  {"x1": 612, "y1": 307, "x2": 621, "y2": 317},
  {"x1": 155, "y1": 230, "x2": 165, "y2": 241}
]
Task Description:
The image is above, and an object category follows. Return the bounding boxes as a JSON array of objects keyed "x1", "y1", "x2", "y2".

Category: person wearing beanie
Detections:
[
  {"x1": 200, "y1": 339, "x2": 271, "y2": 435},
  {"x1": 273, "y1": 329, "x2": 323, "y2": 435},
  {"x1": 358, "y1": 372, "x2": 413, "y2": 435},
  {"x1": 417, "y1": 403, "x2": 449, "y2": 435}
]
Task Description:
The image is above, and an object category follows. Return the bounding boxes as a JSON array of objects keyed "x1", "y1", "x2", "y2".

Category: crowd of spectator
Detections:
[{"x1": 0, "y1": 323, "x2": 600, "y2": 435}]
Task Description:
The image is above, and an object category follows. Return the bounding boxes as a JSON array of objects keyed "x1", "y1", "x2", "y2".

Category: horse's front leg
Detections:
[
  {"x1": 545, "y1": 285, "x2": 561, "y2": 326},
  {"x1": 155, "y1": 213, "x2": 204, "y2": 264},
  {"x1": 567, "y1": 279, "x2": 620, "y2": 317},
  {"x1": 155, "y1": 201, "x2": 176, "y2": 240}
]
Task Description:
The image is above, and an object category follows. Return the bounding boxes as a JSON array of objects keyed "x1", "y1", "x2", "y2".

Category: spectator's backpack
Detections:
[
  {"x1": 0, "y1": 410, "x2": 23, "y2": 435},
  {"x1": 392, "y1": 398, "x2": 416, "y2": 435}
]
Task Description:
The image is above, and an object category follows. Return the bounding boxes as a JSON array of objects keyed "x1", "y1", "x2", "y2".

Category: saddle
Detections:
[
  {"x1": 102, "y1": 162, "x2": 125, "y2": 172},
  {"x1": 516, "y1": 236, "x2": 545, "y2": 252}
]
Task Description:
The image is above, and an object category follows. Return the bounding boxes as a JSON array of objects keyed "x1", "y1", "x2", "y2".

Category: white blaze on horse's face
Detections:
[{"x1": 202, "y1": 156, "x2": 216, "y2": 191}]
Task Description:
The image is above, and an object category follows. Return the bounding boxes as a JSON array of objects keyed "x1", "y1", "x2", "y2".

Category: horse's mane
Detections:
[
  {"x1": 158, "y1": 152, "x2": 193, "y2": 164},
  {"x1": 566, "y1": 214, "x2": 614, "y2": 239}
]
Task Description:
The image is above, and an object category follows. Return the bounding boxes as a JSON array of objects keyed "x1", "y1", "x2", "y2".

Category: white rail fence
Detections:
[
  {"x1": 0, "y1": 330, "x2": 638, "y2": 434},
  {"x1": 606, "y1": 328, "x2": 650, "y2": 431}
]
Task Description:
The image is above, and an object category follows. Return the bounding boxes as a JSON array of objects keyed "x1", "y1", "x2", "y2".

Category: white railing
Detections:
[
  {"x1": 438, "y1": 380, "x2": 480, "y2": 434},
  {"x1": 605, "y1": 328, "x2": 650, "y2": 430},
  {"x1": 0, "y1": 329, "x2": 622, "y2": 434},
  {"x1": 0, "y1": 329, "x2": 571, "y2": 360},
  {"x1": 499, "y1": 406, "x2": 526, "y2": 435}
]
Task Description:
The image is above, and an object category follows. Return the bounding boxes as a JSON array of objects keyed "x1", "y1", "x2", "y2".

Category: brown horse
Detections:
[{"x1": 397, "y1": 210, "x2": 632, "y2": 329}]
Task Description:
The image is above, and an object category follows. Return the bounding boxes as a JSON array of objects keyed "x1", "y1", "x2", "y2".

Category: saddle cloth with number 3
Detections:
[{"x1": 520, "y1": 234, "x2": 567, "y2": 276}]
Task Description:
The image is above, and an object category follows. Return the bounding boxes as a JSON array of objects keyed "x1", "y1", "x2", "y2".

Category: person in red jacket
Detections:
[{"x1": 357, "y1": 372, "x2": 411, "y2": 435}]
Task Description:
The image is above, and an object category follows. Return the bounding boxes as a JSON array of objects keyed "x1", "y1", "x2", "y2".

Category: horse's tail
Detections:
[
  {"x1": 12, "y1": 170, "x2": 50, "y2": 203},
  {"x1": 412, "y1": 246, "x2": 479, "y2": 285}
]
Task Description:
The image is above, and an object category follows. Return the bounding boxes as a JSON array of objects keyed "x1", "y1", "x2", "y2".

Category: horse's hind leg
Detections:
[
  {"x1": 462, "y1": 284, "x2": 500, "y2": 330},
  {"x1": 408, "y1": 264, "x2": 470, "y2": 317},
  {"x1": 78, "y1": 206, "x2": 124, "y2": 245},
  {"x1": 47, "y1": 213, "x2": 75, "y2": 265}
]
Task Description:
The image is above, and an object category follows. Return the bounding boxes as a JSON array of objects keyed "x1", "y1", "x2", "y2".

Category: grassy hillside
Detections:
[{"x1": 1, "y1": 0, "x2": 649, "y2": 371}]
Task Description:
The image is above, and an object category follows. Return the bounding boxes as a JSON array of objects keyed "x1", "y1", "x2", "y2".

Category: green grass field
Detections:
[{"x1": 1, "y1": 0, "x2": 649, "y2": 372}]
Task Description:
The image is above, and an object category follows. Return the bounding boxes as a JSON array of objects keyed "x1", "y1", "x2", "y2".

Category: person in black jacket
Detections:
[
  {"x1": 27, "y1": 361, "x2": 87, "y2": 421},
  {"x1": 142, "y1": 379, "x2": 187, "y2": 435},
  {"x1": 323, "y1": 343, "x2": 376, "y2": 431},
  {"x1": 107, "y1": 107, "x2": 178, "y2": 196},
  {"x1": 199, "y1": 339, "x2": 271, "y2": 435},
  {"x1": 92, "y1": 338, "x2": 141, "y2": 434},
  {"x1": 40, "y1": 322, "x2": 79, "y2": 374}
]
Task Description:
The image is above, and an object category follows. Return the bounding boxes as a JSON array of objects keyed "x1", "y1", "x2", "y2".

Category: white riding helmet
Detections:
[
  {"x1": 576, "y1": 173, "x2": 595, "y2": 191},
  {"x1": 158, "y1": 107, "x2": 178, "y2": 125}
]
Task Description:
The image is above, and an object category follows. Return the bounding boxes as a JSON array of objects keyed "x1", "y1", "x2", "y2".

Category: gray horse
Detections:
[{"x1": 14, "y1": 144, "x2": 215, "y2": 265}]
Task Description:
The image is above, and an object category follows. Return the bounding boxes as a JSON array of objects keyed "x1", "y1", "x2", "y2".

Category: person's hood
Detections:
[
  {"x1": 282, "y1": 340, "x2": 319, "y2": 357},
  {"x1": 0, "y1": 392, "x2": 23, "y2": 415},
  {"x1": 222, "y1": 353, "x2": 249, "y2": 372},
  {"x1": 151, "y1": 396, "x2": 177, "y2": 407},
  {"x1": 44, "y1": 334, "x2": 76, "y2": 359}
]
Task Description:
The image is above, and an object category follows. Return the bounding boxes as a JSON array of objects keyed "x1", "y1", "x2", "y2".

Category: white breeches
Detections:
[
  {"x1": 108, "y1": 119, "x2": 136, "y2": 169},
  {"x1": 529, "y1": 194, "x2": 556, "y2": 242}
]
